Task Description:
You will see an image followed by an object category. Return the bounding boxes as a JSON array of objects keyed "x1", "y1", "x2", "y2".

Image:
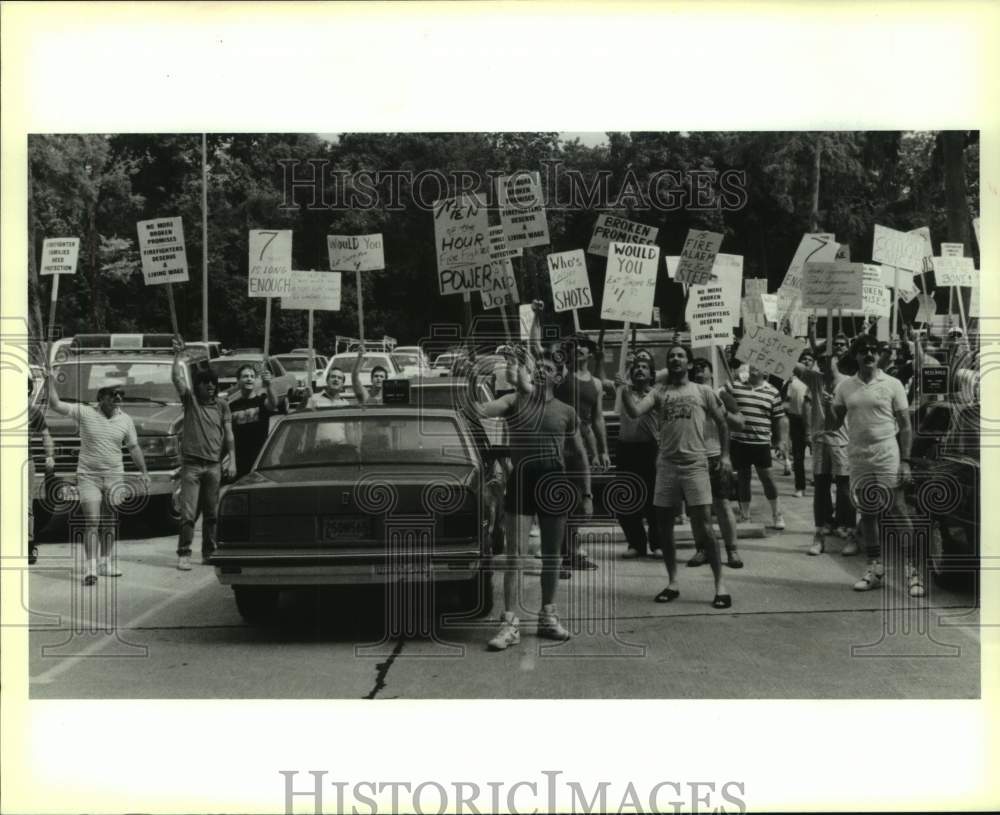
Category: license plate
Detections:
[{"x1": 320, "y1": 516, "x2": 371, "y2": 541}]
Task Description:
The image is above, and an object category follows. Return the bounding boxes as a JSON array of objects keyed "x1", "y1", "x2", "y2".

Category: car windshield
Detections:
[
  {"x1": 393, "y1": 353, "x2": 420, "y2": 367},
  {"x1": 258, "y1": 414, "x2": 471, "y2": 468},
  {"x1": 331, "y1": 355, "x2": 397, "y2": 374},
  {"x1": 210, "y1": 359, "x2": 261, "y2": 379},
  {"x1": 52, "y1": 361, "x2": 179, "y2": 404},
  {"x1": 274, "y1": 356, "x2": 312, "y2": 373}
]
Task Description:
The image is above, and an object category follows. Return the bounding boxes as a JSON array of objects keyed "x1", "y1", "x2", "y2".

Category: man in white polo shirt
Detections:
[
  {"x1": 831, "y1": 335, "x2": 919, "y2": 595},
  {"x1": 47, "y1": 374, "x2": 149, "y2": 586}
]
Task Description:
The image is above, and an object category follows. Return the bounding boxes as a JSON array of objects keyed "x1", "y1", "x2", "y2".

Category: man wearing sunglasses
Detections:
[{"x1": 47, "y1": 375, "x2": 149, "y2": 586}]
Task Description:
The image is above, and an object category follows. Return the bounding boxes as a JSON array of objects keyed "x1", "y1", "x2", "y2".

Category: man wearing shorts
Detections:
[
  {"x1": 617, "y1": 344, "x2": 734, "y2": 609},
  {"x1": 47, "y1": 373, "x2": 149, "y2": 585},
  {"x1": 476, "y1": 347, "x2": 593, "y2": 651},
  {"x1": 831, "y1": 335, "x2": 919, "y2": 595},
  {"x1": 793, "y1": 353, "x2": 856, "y2": 555},
  {"x1": 727, "y1": 367, "x2": 788, "y2": 529}
]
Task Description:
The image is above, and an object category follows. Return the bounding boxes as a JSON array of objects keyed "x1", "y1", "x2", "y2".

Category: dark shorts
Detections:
[
  {"x1": 707, "y1": 455, "x2": 730, "y2": 501},
  {"x1": 504, "y1": 459, "x2": 572, "y2": 518},
  {"x1": 730, "y1": 440, "x2": 772, "y2": 471}
]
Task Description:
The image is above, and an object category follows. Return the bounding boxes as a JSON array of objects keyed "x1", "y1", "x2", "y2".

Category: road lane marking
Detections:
[{"x1": 31, "y1": 571, "x2": 217, "y2": 685}]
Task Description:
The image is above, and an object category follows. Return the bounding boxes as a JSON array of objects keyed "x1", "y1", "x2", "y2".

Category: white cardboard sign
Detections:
[
  {"x1": 248, "y1": 229, "x2": 293, "y2": 297},
  {"x1": 40, "y1": 237, "x2": 80, "y2": 276},
  {"x1": 744, "y1": 278, "x2": 767, "y2": 297},
  {"x1": 780, "y1": 233, "x2": 838, "y2": 291},
  {"x1": 801, "y1": 262, "x2": 864, "y2": 311},
  {"x1": 137, "y1": 217, "x2": 189, "y2": 285},
  {"x1": 674, "y1": 229, "x2": 723, "y2": 286},
  {"x1": 872, "y1": 224, "x2": 927, "y2": 272},
  {"x1": 497, "y1": 172, "x2": 549, "y2": 249},
  {"x1": 433, "y1": 194, "x2": 492, "y2": 295},
  {"x1": 601, "y1": 242, "x2": 659, "y2": 324},
  {"x1": 328, "y1": 234, "x2": 385, "y2": 271},
  {"x1": 735, "y1": 324, "x2": 805, "y2": 380},
  {"x1": 281, "y1": 271, "x2": 342, "y2": 311},
  {"x1": 587, "y1": 214, "x2": 659, "y2": 257},
  {"x1": 934, "y1": 256, "x2": 975, "y2": 287},
  {"x1": 547, "y1": 249, "x2": 592, "y2": 312},
  {"x1": 481, "y1": 226, "x2": 520, "y2": 310}
]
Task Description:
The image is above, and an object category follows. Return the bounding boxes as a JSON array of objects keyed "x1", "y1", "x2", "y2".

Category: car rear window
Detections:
[
  {"x1": 258, "y1": 415, "x2": 471, "y2": 468},
  {"x1": 52, "y1": 361, "x2": 180, "y2": 403}
]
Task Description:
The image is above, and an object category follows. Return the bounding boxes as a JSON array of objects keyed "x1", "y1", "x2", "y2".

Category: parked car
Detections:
[
  {"x1": 392, "y1": 346, "x2": 433, "y2": 376},
  {"x1": 321, "y1": 352, "x2": 404, "y2": 388},
  {"x1": 211, "y1": 402, "x2": 506, "y2": 623},
  {"x1": 272, "y1": 352, "x2": 328, "y2": 392},
  {"x1": 208, "y1": 354, "x2": 307, "y2": 409}
]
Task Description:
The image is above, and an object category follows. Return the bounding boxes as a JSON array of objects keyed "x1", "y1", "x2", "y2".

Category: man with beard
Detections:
[
  {"x1": 617, "y1": 344, "x2": 734, "y2": 609},
  {"x1": 228, "y1": 363, "x2": 279, "y2": 478},
  {"x1": 831, "y1": 335, "x2": 919, "y2": 595}
]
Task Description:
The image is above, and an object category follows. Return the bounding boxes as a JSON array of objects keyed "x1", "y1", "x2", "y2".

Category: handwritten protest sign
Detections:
[
  {"x1": 940, "y1": 243, "x2": 964, "y2": 258},
  {"x1": 675, "y1": 230, "x2": 723, "y2": 285},
  {"x1": 879, "y1": 264, "x2": 919, "y2": 303},
  {"x1": 281, "y1": 271, "x2": 342, "y2": 311},
  {"x1": 587, "y1": 214, "x2": 659, "y2": 257},
  {"x1": 481, "y1": 226, "x2": 520, "y2": 310},
  {"x1": 328, "y1": 234, "x2": 385, "y2": 272},
  {"x1": 760, "y1": 293, "x2": 778, "y2": 323},
  {"x1": 741, "y1": 296, "x2": 765, "y2": 328},
  {"x1": 933, "y1": 256, "x2": 975, "y2": 287},
  {"x1": 497, "y1": 172, "x2": 549, "y2": 249},
  {"x1": 776, "y1": 286, "x2": 801, "y2": 322},
  {"x1": 601, "y1": 242, "x2": 659, "y2": 324},
  {"x1": 872, "y1": 224, "x2": 926, "y2": 272},
  {"x1": 40, "y1": 238, "x2": 80, "y2": 276},
  {"x1": 547, "y1": 250, "x2": 592, "y2": 312},
  {"x1": 138, "y1": 218, "x2": 189, "y2": 285},
  {"x1": 247, "y1": 229, "x2": 292, "y2": 296},
  {"x1": 861, "y1": 264, "x2": 890, "y2": 317},
  {"x1": 433, "y1": 194, "x2": 491, "y2": 295},
  {"x1": 780, "y1": 233, "x2": 838, "y2": 291},
  {"x1": 735, "y1": 324, "x2": 805, "y2": 379},
  {"x1": 802, "y1": 262, "x2": 864, "y2": 311},
  {"x1": 744, "y1": 278, "x2": 767, "y2": 297}
]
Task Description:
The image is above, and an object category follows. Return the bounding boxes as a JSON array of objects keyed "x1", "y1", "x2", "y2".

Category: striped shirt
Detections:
[
  {"x1": 729, "y1": 380, "x2": 784, "y2": 445},
  {"x1": 66, "y1": 403, "x2": 138, "y2": 474}
]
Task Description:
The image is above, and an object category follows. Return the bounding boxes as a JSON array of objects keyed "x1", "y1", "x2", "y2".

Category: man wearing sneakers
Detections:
[
  {"x1": 792, "y1": 353, "x2": 856, "y2": 556},
  {"x1": 831, "y1": 335, "x2": 920, "y2": 596},
  {"x1": 46, "y1": 373, "x2": 149, "y2": 585},
  {"x1": 171, "y1": 337, "x2": 236, "y2": 570},
  {"x1": 727, "y1": 366, "x2": 788, "y2": 529},
  {"x1": 617, "y1": 344, "x2": 734, "y2": 609},
  {"x1": 475, "y1": 344, "x2": 593, "y2": 651}
]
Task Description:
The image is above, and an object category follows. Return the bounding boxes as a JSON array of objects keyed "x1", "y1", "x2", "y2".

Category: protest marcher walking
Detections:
[
  {"x1": 688, "y1": 357, "x2": 745, "y2": 569},
  {"x1": 831, "y1": 335, "x2": 920, "y2": 595},
  {"x1": 784, "y1": 352, "x2": 812, "y2": 497},
  {"x1": 228, "y1": 363, "x2": 279, "y2": 478},
  {"x1": 727, "y1": 367, "x2": 788, "y2": 529},
  {"x1": 171, "y1": 337, "x2": 235, "y2": 570},
  {"x1": 617, "y1": 344, "x2": 735, "y2": 609},
  {"x1": 46, "y1": 371, "x2": 149, "y2": 584},
  {"x1": 614, "y1": 354, "x2": 659, "y2": 559},
  {"x1": 28, "y1": 375, "x2": 56, "y2": 565},
  {"x1": 793, "y1": 354, "x2": 856, "y2": 555},
  {"x1": 473, "y1": 321, "x2": 593, "y2": 651}
]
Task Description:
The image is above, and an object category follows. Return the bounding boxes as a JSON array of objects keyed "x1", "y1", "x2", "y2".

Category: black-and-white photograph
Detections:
[
  {"x1": 22, "y1": 128, "x2": 983, "y2": 699},
  {"x1": 2, "y1": 3, "x2": 996, "y2": 814}
]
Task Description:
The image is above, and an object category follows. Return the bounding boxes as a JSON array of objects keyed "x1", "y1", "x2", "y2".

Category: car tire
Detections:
[
  {"x1": 929, "y1": 523, "x2": 977, "y2": 593},
  {"x1": 233, "y1": 587, "x2": 280, "y2": 624}
]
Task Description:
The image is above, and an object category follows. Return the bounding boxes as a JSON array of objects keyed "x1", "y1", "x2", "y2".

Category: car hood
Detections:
[{"x1": 43, "y1": 404, "x2": 183, "y2": 437}]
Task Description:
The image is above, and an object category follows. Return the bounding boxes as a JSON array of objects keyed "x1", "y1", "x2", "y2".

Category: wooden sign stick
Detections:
[
  {"x1": 47, "y1": 274, "x2": 61, "y2": 343},
  {"x1": 356, "y1": 269, "x2": 365, "y2": 344},
  {"x1": 166, "y1": 281, "x2": 180, "y2": 337},
  {"x1": 263, "y1": 297, "x2": 272, "y2": 357}
]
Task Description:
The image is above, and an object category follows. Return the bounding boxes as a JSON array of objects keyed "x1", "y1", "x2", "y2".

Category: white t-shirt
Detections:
[
  {"x1": 832, "y1": 371, "x2": 907, "y2": 448},
  {"x1": 306, "y1": 392, "x2": 349, "y2": 443}
]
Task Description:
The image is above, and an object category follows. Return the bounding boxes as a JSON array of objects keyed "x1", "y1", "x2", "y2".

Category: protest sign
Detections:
[
  {"x1": 744, "y1": 278, "x2": 767, "y2": 297},
  {"x1": 281, "y1": 271, "x2": 342, "y2": 311},
  {"x1": 789, "y1": 310, "x2": 810, "y2": 337},
  {"x1": 862, "y1": 264, "x2": 891, "y2": 317},
  {"x1": 685, "y1": 254, "x2": 743, "y2": 329},
  {"x1": 760, "y1": 293, "x2": 778, "y2": 323},
  {"x1": 915, "y1": 294, "x2": 937, "y2": 324},
  {"x1": 735, "y1": 324, "x2": 805, "y2": 379},
  {"x1": 328, "y1": 234, "x2": 385, "y2": 272},
  {"x1": 481, "y1": 226, "x2": 520, "y2": 310},
  {"x1": 741, "y1": 296, "x2": 765, "y2": 328},
  {"x1": 776, "y1": 286, "x2": 801, "y2": 322},
  {"x1": 780, "y1": 233, "x2": 838, "y2": 291},
  {"x1": 497, "y1": 172, "x2": 549, "y2": 249},
  {"x1": 518, "y1": 303, "x2": 535, "y2": 341},
  {"x1": 969, "y1": 276, "x2": 980, "y2": 318},
  {"x1": 940, "y1": 242, "x2": 964, "y2": 258},
  {"x1": 908, "y1": 226, "x2": 934, "y2": 262},
  {"x1": 248, "y1": 229, "x2": 292, "y2": 296},
  {"x1": 547, "y1": 250, "x2": 592, "y2": 312},
  {"x1": 40, "y1": 238, "x2": 80, "y2": 276},
  {"x1": 872, "y1": 224, "x2": 926, "y2": 272},
  {"x1": 138, "y1": 217, "x2": 189, "y2": 285},
  {"x1": 687, "y1": 277, "x2": 736, "y2": 346},
  {"x1": 433, "y1": 194, "x2": 491, "y2": 295},
  {"x1": 675, "y1": 230, "x2": 723, "y2": 286},
  {"x1": 880, "y1": 264, "x2": 919, "y2": 303},
  {"x1": 488, "y1": 224, "x2": 522, "y2": 262},
  {"x1": 587, "y1": 214, "x2": 659, "y2": 257},
  {"x1": 601, "y1": 242, "x2": 659, "y2": 324},
  {"x1": 973, "y1": 217, "x2": 981, "y2": 249},
  {"x1": 933, "y1": 256, "x2": 975, "y2": 287},
  {"x1": 801, "y1": 262, "x2": 864, "y2": 311}
]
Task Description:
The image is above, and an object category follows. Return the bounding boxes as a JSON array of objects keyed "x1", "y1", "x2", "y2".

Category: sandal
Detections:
[
  {"x1": 711, "y1": 594, "x2": 732, "y2": 609},
  {"x1": 726, "y1": 551, "x2": 744, "y2": 569},
  {"x1": 654, "y1": 587, "x2": 680, "y2": 603}
]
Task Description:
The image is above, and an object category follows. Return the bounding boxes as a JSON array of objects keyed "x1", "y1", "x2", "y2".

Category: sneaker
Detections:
[
  {"x1": 794, "y1": 490, "x2": 804, "y2": 498},
  {"x1": 487, "y1": 612, "x2": 520, "y2": 651},
  {"x1": 841, "y1": 536, "x2": 859, "y2": 557},
  {"x1": 529, "y1": 523, "x2": 540, "y2": 539},
  {"x1": 726, "y1": 549, "x2": 744, "y2": 569},
  {"x1": 771, "y1": 513, "x2": 786, "y2": 530},
  {"x1": 28, "y1": 544, "x2": 38, "y2": 566},
  {"x1": 907, "y1": 565, "x2": 926, "y2": 598},
  {"x1": 537, "y1": 605, "x2": 571, "y2": 641},
  {"x1": 564, "y1": 554, "x2": 598, "y2": 571},
  {"x1": 853, "y1": 562, "x2": 884, "y2": 591},
  {"x1": 808, "y1": 534, "x2": 825, "y2": 556},
  {"x1": 686, "y1": 550, "x2": 708, "y2": 567},
  {"x1": 177, "y1": 555, "x2": 193, "y2": 571},
  {"x1": 622, "y1": 548, "x2": 643, "y2": 560},
  {"x1": 98, "y1": 560, "x2": 122, "y2": 577},
  {"x1": 83, "y1": 559, "x2": 97, "y2": 586},
  {"x1": 818, "y1": 525, "x2": 835, "y2": 537}
]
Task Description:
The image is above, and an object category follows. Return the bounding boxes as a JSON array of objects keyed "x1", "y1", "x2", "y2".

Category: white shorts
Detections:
[{"x1": 849, "y1": 437, "x2": 900, "y2": 492}]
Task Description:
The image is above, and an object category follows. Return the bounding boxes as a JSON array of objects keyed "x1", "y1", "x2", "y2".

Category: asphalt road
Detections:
[{"x1": 26, "y1": 471, "x2": 980, "y2": 699}]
